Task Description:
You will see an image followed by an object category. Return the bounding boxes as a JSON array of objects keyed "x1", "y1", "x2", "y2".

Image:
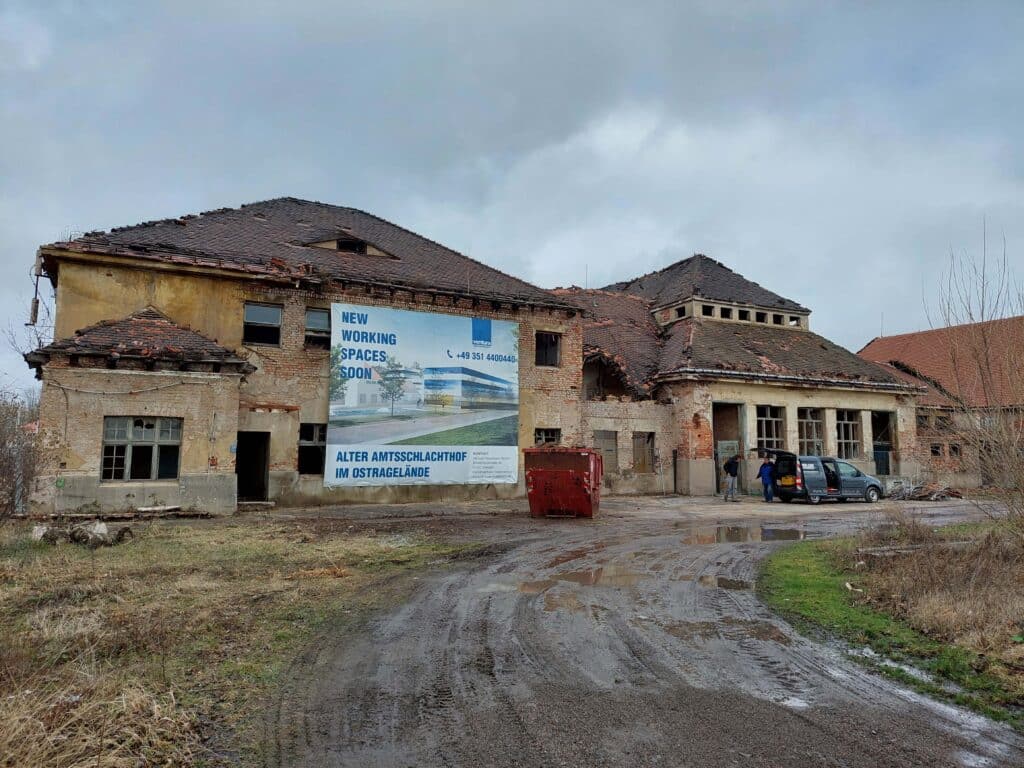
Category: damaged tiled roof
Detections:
[
  {"x1": 603, "y1": 253, "x2": 807, "y2": 312},
  {"x1": 870, "y1": 363, "x2": 958, "y2": 408},
  {"x1": 26, "y1": 308, "x2": 253, "y2": 371},
  {"x1": 859, "y1": 316, "x2": 1024, "y2": 408},
  {"x1": 555, "y1": 288, "x2": 663, "y2": 394},
  {"x1": 44, "y1": 197, "x2": 568, "y2": 309},
  {"x1": 660, "y1": 319, "x2": 908, "y2": 387}
]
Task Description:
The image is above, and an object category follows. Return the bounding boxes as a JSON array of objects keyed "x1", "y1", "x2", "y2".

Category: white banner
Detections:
[{"x1": 326, "y1": 304, "x2": 519, "y2": 486}]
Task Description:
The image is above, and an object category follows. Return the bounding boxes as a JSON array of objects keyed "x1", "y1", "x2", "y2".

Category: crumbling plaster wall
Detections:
[
  {"x1": 51, "y1": 260, "x2": 583, "y2": 505},
  {"x1": 32, "y1": 363, "x2": 242, "y2": 515},
  {"x1": 582, "y1": 398, "x2": 676, "y2": 494}
]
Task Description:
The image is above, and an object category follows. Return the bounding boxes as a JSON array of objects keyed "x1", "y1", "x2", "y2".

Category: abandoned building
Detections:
[
  {"x1": 859, "y1": 316, "x2": 1024, "y2": 487},
  {"x1": 26, "y1": 198, "x2": 921, "y2": 514}
]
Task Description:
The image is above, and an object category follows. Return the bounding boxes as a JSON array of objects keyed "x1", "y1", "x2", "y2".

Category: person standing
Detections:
[
  {"x1": 757, "y1": 456, "x2": 776, "y2": 502},
  {"x1": 723, "y1": 454, "x2": 740, "y2": 502}
]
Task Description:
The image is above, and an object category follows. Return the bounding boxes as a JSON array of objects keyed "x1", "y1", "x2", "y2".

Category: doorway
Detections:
[
  {"x1": 871, "y1": 411, "x2": 895, "y2": 475},
  {"x1": 712, "y1": 403, "x2": 743, "y2": 493},
  {"x1": 236, "y1": 431, "x2": 270, "y2": 501}
]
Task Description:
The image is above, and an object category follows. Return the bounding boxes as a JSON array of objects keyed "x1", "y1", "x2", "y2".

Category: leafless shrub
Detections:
[
  {"x1": 933, "y1": 228, "x2": 1024, "y2": 543},
  {"x1": 0, "y1": 391, "x2": 38, "y2": 518}
]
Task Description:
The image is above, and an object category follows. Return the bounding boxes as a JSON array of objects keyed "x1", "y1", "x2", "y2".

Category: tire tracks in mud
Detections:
[{"x1": 264, "y1": 513, "x2": 1023, "y2": 768}]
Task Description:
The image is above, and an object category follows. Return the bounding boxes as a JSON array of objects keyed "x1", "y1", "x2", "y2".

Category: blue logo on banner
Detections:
[{"x1": 471, "y1": 318, "x2": 492, "y2": 346}]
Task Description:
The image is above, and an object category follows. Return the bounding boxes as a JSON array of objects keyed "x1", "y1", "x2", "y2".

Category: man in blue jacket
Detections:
[{"x1": 757, "y1": 456, "x2": 776, "y2": 502}]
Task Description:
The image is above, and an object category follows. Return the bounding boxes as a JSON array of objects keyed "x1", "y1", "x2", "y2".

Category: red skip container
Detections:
[{"x1": 523, "y1": 447, "x2": 603, "y2": 518}]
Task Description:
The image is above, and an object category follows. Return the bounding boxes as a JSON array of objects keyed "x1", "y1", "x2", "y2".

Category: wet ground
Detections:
[{"x1": 262, "y1": 497, "x2": 1023, "y2": 767}]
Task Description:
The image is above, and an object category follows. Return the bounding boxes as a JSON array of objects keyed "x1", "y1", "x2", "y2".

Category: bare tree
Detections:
[
  {"x1": 0, "y1": 390, "x2": 38, "y2": 518},
  {"x1": 934, "y1": 225, "x2": 1024, "y2": 542}
]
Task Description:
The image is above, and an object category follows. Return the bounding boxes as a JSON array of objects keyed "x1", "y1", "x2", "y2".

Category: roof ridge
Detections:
[{"x1": 862, "y1": 313, "x2": 1024, "y2": 349}]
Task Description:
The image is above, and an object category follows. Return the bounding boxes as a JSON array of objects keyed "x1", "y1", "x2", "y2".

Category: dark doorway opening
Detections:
[
  {"x1": 871, "y1": 411, "x2": 895, "y2": 475},
  {"x1": 236, "y1": 431, "x2": 270, "y2": 501},
  {"x1": 712, "y1": 402, "x2": 743, "y2": 494}
]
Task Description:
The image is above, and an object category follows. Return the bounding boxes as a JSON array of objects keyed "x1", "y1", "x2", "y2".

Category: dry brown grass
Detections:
[
  {"x1": 0, "y1": 518, "x2": 468, "y2": 767},
  {"x1": 843, "y1": 511, "x2": 1024, "y2": 688}
]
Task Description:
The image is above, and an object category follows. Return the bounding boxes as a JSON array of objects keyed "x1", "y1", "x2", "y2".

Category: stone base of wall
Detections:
[
  {"x1": 273, "y1": 471, "x2": 523, "y2": 507},
  {"x1": 31, "y1": 472, "x2": 238, "y2": 516}
]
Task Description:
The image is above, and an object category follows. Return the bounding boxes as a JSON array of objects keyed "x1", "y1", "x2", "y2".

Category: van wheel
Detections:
[
  {"x1": 808, "y1": 495, "x2": 822, "y2": 505},
  {"x1": 864, "y1": 487, "x2": 881, "y2": 503}
]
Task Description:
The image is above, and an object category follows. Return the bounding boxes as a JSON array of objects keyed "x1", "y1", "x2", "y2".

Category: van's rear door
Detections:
[{"x1": 762, "y1": 449, "x2": 798, "y2": 490}]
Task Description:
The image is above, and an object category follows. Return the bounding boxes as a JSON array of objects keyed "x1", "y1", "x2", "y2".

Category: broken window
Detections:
[
  {"x1": 675, "y1": 306, "x2": 687, "y2": 319},
  {"x1": 756, "y1": 405, "x2": 785, "y2": 450},
  {"x1": 788, "y1": 316, "x2": 801, "y2": 327},
  {"x1": 334, "y1": 233, "x2": 368, "y2": 253},
  {"x1": 304, "y1": 308, "x2": 331, "y2": 349},
  {"x1": 797, "y1": 407, "x2": 824, "y2": 455},
  {"x1": 916, "y1": 413, "x2": 931, "y2": 430},
  {"x1": 534, "y1": 427, "x2": 561, "y2": 445},
  {"x1": 701, "y1": 305, "x2": 714, "y2": 317},
  {"x1": 930, "y1": 443, "x2": 944, "y2": 458},
  {"x1": 949, "y1": 443, "x2": 962, "y2": 459},
  {"x1": 243, "y1": 302, "x2": 283, "y2": 346},
  {"x1": 593, "y1": 430, "x2": 618, "y2": 472},
  {"x1": 632, "y1": 432, "x2": 655, "y2": 473},
  {"x1": 720, "y1": 307, "x2": 733, "y2": 319},
  {"x1": 101, "y1": 416, "x2": 182, "y2": 481},
  {"x1": 298, "y1": 423, "x2": 327, "y2": 475},
  {"x1": 836, "y1": 409, "x2": 861, "y2": 460},
  {"x1": 535, "y1": 332, "x2": 561, "y2": 367},
  {"x1": 755, "y1": 311, "x2": 767, "y2": 323},
  {"x1": 772, "y1": 314, "x2": 784, "y2": 325},
  {"x1": 738, "y1": 309, "x2": 750, "y2": 321},
  {"x1": 935, "y1": 412, "x2": 953, "y2": 431}
]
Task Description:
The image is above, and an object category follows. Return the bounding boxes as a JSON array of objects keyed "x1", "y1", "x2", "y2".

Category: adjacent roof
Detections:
[
  {"x1": 42, "y1": 197, "x2": 568, "y2": 309},
  {"x1": 555, "y1": 289, "x2": 663, "y2": 393},
  {"x1": 660, "y1": 319, "x2": 907, "y2": 388},
  {"x1": 859, "y1": 316, "x2": 1024, "y2": 408},
  {"x1": 558, "y1": 288, "x2": 907, "y2": 394},
  {"x1": 603, "y1": 254, "x2": 807, "y2": 312},
  {"x1": 25, "y1": 308, "x2": 254, "y2": 374}
]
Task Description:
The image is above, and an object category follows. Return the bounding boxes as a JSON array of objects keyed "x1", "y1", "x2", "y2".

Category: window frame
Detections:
[
  {"x1": 303, "y1": 307, "x2": 331, "y2": 350},
  {"x1": 297, "y1": 422, "x2": 328, "y2": 475},
  {"x1": 534, "y1": 331, "x2": 562, "y2": 367},
  {"x1": 243, "y1": 302, "x2": 284, "y2": 346},
  {"x1": 101, "y1": 416, "x2": 183, "y2": 482},
  {"x1": 534, "y1": 427, "x2": 561, "y2": 445},
  {"x1": 756, "y1": 405, "x2": 785, "y2": 451},
  {"x1": 737, "y1": 309, "x2": 750, "y2": 322},
  {"x1": 797, "y1": 407, "x2": 824, "y2": 456},
  {"x1": 592, "y1": 430, "x2": 618, "y2": 472},
  {"x1": 701, "y1": 304, "x2": 715, "y2": 317},
  {"x1": 836, "y1": 409, "x2": 861, "y2": 460},
  {"x1": 632, "y1": 431, "x2": 656, "y2": 473}
]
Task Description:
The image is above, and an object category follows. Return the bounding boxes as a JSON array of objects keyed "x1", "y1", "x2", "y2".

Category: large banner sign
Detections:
[{"x1": 326, "y1": 304, "x2": 519, "y2": 486}]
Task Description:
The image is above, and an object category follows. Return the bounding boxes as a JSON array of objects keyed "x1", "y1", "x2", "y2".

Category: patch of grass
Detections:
[
  {"x1": 0, "y1": 519, "x2": 475, "y2": 766},
  {"x1": 389, "y1": 414, "x2": 518, "y2": 446},
  {"x1": 759, "y1": 539, "x2": 1023, "y2": 729},
  {"x1": 329, "y1": 413, "x2": 414, "y2": 427}
]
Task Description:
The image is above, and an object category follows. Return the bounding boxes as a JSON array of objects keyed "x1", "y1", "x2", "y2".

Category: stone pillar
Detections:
[
  {"x1": 860, "y1": 410, "x2": 875, "y2": 472},
  {"x1": 785, "y1": 405, "x2": 799, "y2": 452},
  {"x1": 824, "y1": 408, "x2": 839, "y2": 456}
]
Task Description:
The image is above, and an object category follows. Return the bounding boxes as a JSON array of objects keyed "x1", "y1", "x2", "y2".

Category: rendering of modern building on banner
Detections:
[{"x1": 25, "y1": 197, "x2": 924, "y2": 514}]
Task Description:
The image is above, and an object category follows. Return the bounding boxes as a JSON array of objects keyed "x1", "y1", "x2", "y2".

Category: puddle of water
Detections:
[
  {"x1": 543, "y1": 590, "x2": 584, "y2": 612},
  {"x1": 518, "y1": 579, "x2": 557, "y2": 594},
  {"x1": 698, "y1": 575, "x2": 752, "y2": 590},
  {"x1": 681, "y1": 525, "x2": 806, "y2": 545},
  {"x1": 558, "y1": 565, "x2": 642, "y2": 587},
  {"x1": 545, "y1": 542, "x2": 607, "y2": 568},
  {"x1": 780, "y1": 696, "x2": 809, "y2": 709}
]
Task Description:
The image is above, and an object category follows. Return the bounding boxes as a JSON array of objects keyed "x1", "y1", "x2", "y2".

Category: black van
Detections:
[{"x1": 765, "y1": 450, "x2": 883, "y2": 504}]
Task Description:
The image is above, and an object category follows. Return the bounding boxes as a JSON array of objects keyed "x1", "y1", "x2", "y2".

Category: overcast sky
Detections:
[{"x1": 2, "y1": 1, "x2": 1022, "y2": 391}]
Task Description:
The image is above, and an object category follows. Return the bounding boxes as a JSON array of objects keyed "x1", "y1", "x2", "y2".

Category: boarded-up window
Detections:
[
  {"x1": 593, "y1": 430, "x2": 618, "y2": 472},
  {"x1": 632, "y1": 432, "x2": 655, "y2": 473}
]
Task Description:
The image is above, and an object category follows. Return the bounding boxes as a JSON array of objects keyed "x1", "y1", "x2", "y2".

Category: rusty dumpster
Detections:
[{"x1": 523, "y1": 447, "x2": 603, "y2": 518}]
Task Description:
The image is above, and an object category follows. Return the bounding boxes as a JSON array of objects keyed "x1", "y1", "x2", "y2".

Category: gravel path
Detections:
[{"x1": 263, "y1": 499, "x2": 1023, "y2": 767}]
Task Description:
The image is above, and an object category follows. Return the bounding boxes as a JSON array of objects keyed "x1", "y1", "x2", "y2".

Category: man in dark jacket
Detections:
[
  {"x1": 757, "y1": 456, "x2": 776, "y2": 502},
  {"x1": 723, "y1": 454, "x2": 740, "y2": 502}
]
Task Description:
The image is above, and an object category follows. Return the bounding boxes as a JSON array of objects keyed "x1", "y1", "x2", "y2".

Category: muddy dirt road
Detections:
[{"x1": 264, "y1": 499, "x2": 1023, "y2": 767}]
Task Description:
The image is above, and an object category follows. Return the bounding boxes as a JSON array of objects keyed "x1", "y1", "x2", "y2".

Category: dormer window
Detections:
[
  {"x1": 738, "y1": 310, "x2": 750, "y2": 321},
  {"x1": 720, "y1": 307, "x2": 733, "y2": 320},
  {"x1": 755, "y1": 311, "x2": 767, "y2": 323},
  {"x1": 701, "y1": 305, "x2": 714, "y2": 317},
  {"x1": 772, "y1": 314, "x2": 784, "y2": 325},
  {"x1": 788, "y1": 316, "x2": 801, "y2": 327},
  {"x1": 310, "y1": 233, "x2": 371, "y2": 254},
  {"x1": 675, "y1": 306, "x2": 686, "y2": 319}
]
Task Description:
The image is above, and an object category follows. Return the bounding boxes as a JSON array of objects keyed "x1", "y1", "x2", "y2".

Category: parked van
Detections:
[{"x1": 765, "y1": 450, "x2": 883, "y2": 504}]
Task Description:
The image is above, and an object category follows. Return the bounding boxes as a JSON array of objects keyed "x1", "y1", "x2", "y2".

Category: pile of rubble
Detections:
[
  {"x1": 31, "y1": 521, "x2": 134, "y2": 548},
  {"x1": 888, "y1": 482, "x2": 963, "y2": 502}
]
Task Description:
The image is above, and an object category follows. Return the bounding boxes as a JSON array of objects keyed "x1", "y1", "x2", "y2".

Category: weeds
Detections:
[{"x1": 0, "y1": 518, "x2": 471, "y2": 766}]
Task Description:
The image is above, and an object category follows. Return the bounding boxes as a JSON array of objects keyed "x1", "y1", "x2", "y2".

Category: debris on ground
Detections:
[
  {"x1": 888, "y1": 483, "x2": 963, "y2": 501},
  {"x1": 32, "y1": 521, "x2": 134, "y2": 548}
]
